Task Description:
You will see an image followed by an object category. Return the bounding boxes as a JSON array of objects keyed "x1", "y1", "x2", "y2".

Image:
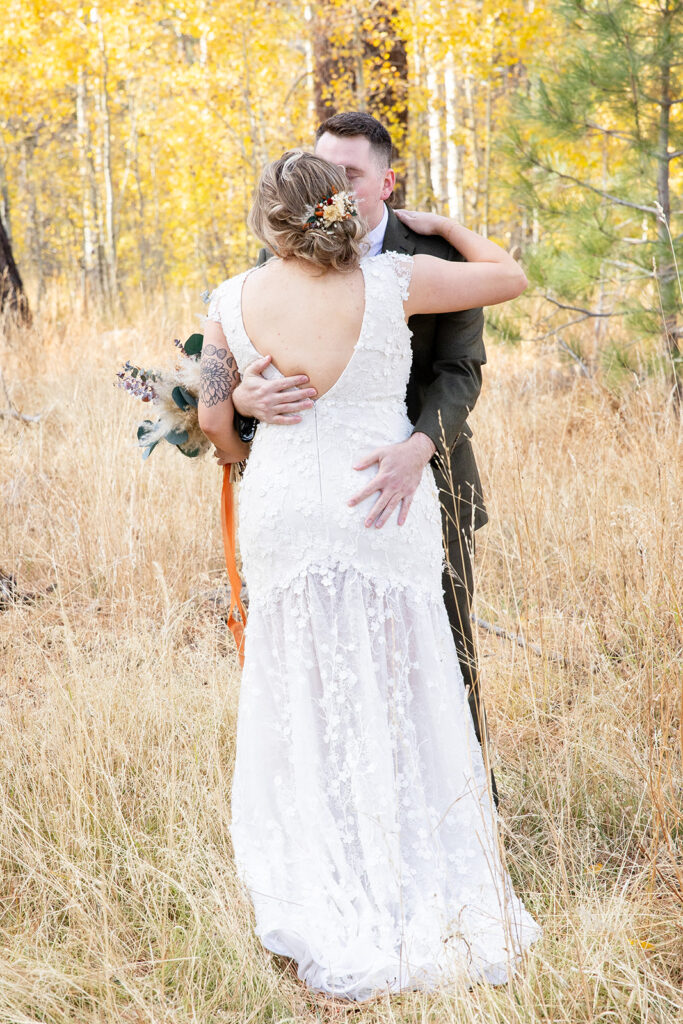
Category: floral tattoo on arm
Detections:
[{"x1": 200, "y1": 344, "x2": 239, "y2": 407}]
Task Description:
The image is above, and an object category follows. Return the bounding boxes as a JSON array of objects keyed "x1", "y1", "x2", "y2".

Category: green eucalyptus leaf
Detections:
[
  {"x1": 142, "y1": 440, "x2": 160, "y2": 460},
  {"x1": 177, "y1": 386, "x2": 197, "y2": 408},
  {"x1": 137, "y1": 419, "x2": 154, "y2": 441},
  {"x1": 178, "y1": 443, "x2": 201, "y2": 458},
  {"x1": 171, "y1": 386, "x2": 190, "y2": 410},
  {"x1": 164, "y1": 427, "x2": 189, "y2": 446},
  {"x1": 183, "y1": 333, "x2": 203, "y2": 358}
]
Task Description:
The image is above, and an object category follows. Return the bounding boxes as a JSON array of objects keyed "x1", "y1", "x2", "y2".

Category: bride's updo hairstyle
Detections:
[{"x1": 249, "y1": 149, "x2": 366, "y2": 273}]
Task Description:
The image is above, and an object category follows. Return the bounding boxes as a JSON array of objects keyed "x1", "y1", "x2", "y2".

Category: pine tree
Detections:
[{"x1": 508, "y1": 0, "x2": 682, "y2": 399}]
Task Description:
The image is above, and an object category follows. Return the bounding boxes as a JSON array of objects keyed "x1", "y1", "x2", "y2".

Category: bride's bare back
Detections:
[{"x1": 240, "y1": 258, "x2": 365, "y2": 400}]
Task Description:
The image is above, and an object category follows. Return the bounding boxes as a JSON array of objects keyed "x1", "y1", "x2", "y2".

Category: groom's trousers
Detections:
[{"x1": 433, "y1": 443, "x2": 500, "y2": 809}]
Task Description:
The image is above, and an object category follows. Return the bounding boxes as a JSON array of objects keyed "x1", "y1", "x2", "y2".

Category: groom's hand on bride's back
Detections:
[
  {"x1": 232, "y1": 355, "x2": 318, "y2": 424},
  {"x1": 348, "y1": 432, "x2": 436, "y2": 529}
]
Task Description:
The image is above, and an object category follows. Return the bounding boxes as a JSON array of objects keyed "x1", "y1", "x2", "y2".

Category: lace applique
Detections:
[{"x1": 382, "y1": 250, "x2": 414, "y2": 301}]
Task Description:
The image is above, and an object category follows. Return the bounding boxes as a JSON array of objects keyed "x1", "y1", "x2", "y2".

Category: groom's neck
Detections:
[{"x1": 366, "y1": 203, "x2": 386, "y2": 231}]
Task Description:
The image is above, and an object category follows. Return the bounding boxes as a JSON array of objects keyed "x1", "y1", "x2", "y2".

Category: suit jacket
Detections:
[
  {"x1": 381, "y1": 207, "x2": 488, "y2": 533},
  {"x1": 251, "y1": 210, "x2": 488, "y2": 532}
]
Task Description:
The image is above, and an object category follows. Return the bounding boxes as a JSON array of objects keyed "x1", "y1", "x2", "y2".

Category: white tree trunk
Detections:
[
  {"x1": 95, "y1": 6, "x2": 117, "y2": 301},
  {"x1": 444, "y1": 50, "x2": 460, "y2": 220},
  {"x1": 426, "y1": 57, "x2": 442, "y2": 206},
  {"x1": 76, "y1": 69, "x2": 97, "y2": 304}
]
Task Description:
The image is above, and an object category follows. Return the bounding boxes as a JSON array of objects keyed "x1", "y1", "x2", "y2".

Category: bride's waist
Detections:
[
  {"x1": 241, "y1": 431, "x2": 438, "y2": 524},
  {"x1": 254, "y1": 406, "x2": 413, "y2": 452}
]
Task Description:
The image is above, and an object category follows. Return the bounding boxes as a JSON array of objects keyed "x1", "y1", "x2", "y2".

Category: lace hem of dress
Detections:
[
  {"x1": 256, "y1": 918, "x2": 539, "y2": 1001},
  {"x1": 240, "y1": 556, "x2": 446, "y2": 608}
]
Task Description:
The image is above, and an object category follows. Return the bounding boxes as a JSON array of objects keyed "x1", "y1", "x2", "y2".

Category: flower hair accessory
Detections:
[{"x1": 303, "y1": 187, "x2": 357, "y2": 231}]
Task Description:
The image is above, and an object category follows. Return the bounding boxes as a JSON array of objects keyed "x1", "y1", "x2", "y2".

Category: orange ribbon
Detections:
[{"x1": 220, "y1": 465, "x2": 246, "y2": 666}]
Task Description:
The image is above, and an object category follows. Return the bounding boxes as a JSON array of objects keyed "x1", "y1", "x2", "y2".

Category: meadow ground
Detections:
[{"x1": 1, "y1": 293, "x2": 681, "y2": 1023}]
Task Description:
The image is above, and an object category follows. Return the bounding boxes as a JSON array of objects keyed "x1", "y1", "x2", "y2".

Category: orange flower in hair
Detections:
[{"x1": 303, "y1": 187, "x2": 358, "y2": 231}]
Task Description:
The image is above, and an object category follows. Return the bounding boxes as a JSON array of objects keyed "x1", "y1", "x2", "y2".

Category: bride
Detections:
[{"x1": 198, "y1": 150, "x2": 540, "y2": 1001}]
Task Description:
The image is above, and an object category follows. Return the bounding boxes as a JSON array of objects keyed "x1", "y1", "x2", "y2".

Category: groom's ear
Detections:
[{"x1": 380, "y1": 169, "x2": 396, "y2": 202}]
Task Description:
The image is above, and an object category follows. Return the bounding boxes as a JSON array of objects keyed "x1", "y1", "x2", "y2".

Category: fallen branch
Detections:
[
  {"x1": 472, "y1": 615, "x2": 567, "y2": 666},
  {"x1": 0, "y1": 369, "x2": 43, "y2": 423},
  {"x1": 0, "y1": 408, "x2": 42, "y2": 423},
  {"x1": 0, "y1": 570, "x2": 57, "y2": 611}
]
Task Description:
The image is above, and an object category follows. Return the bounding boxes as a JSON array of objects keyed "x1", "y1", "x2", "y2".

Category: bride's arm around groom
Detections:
[
  {"x1": 345, "y1": 209, "x2": 527, "y2": 524},
  {"x1": 395, "y1": 210, "x2": 527, "y2": 319}
]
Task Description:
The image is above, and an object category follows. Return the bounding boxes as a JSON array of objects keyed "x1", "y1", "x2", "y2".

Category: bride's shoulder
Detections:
[
  {"x1": 208, "y1": 268, "x2": 251, "y2": 301},
  {"x1": 204, "y1": 269, "x2": 252, "y2": 324},
  {"x1": 365, "y1": 251, "x2": 414, "y2": 299}
]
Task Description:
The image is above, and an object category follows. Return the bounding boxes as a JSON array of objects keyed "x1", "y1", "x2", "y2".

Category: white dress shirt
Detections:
[{"x1": 365, "y1": 204, "x2": 389, "y2": 257}]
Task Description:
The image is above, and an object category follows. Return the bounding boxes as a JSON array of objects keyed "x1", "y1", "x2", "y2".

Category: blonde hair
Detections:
[{"x1": 248, "y1": 150, "x2": 366, "y2": 273}]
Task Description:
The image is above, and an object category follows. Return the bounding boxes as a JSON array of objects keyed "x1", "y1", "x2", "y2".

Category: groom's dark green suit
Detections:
[
  {"x1": 380, "y1": 208, "x2": 496, "y2": 804},
  {"x1": 251, "y1": 210, "x2": 497, "y2": 804}
]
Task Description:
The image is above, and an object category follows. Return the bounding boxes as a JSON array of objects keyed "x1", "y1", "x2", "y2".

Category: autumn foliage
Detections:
[
  {"x1": 1, "y1": 0, "x2": 556, "y2": 301},
  {"x1": 0, "y1": 1, "x2": 680, "y2": 364}
]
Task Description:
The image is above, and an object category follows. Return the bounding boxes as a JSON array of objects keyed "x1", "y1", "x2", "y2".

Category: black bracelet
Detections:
[{"x1": 234, "y1": 411, "x2": 258, "y2": 443}]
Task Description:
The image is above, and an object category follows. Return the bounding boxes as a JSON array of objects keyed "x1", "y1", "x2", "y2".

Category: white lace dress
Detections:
[{"x1": 206, "y1": 252, "x2": 540, "y2": 1001}]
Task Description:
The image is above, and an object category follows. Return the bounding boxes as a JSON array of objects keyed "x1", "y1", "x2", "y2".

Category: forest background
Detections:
[
  {"x1": 2, "y1": 0, "x2": 682, "y2": 381},
  {"x1": 1, "y1": 2, "x2": 682, "y2": 1023}
]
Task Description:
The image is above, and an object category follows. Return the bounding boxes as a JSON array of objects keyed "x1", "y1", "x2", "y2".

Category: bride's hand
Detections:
[
  {"x1": 394, "y1": 209, "x2": 444, "y2": 236},
  {"x1": 213, "y1": 447, "x2": 232, "y2": 466}
]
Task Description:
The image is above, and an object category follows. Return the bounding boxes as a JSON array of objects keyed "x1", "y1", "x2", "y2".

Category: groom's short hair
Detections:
[{"x1": 315, "y1": 112, "x2": 392, "y2": 169}]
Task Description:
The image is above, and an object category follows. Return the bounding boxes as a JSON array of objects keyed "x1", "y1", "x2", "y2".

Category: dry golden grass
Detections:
[{"x1": 1, "y1": 293, "x2": 681, "y2": 1023}]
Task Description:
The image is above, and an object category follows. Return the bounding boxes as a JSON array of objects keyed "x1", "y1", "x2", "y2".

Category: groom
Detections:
[{"x1": 232, "y1": 112, "x2": 497, "y2": 806}]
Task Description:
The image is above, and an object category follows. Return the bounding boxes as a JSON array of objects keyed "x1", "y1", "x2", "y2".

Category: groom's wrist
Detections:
[
  {"x1": 408, "y1": 431, "x2": 437, "y2": 465},
  {"x1": 231, "y1": 382, "x2": 247, "y2": 416}
]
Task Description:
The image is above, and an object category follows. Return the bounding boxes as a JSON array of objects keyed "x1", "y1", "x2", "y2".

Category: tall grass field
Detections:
[{"x1": 1, "y1": 293, "x2": 681, "y2": 1023}]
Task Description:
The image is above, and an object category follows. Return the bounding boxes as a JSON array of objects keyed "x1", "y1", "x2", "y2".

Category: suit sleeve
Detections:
[
  {"x1": 412, "y1": 248, "x2": 486, "y2": 457},
  {"x1": 413, "y1": 304, "x2": 485, "y2": 456}
]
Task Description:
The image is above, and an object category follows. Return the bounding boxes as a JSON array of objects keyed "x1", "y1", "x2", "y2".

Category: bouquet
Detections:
[
  {"x1": 116, "y1": 332, "x2": 212, "y2": 460},
  {"x1": 116, "y1": 331, "x2": 246, "y2": 662}
]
